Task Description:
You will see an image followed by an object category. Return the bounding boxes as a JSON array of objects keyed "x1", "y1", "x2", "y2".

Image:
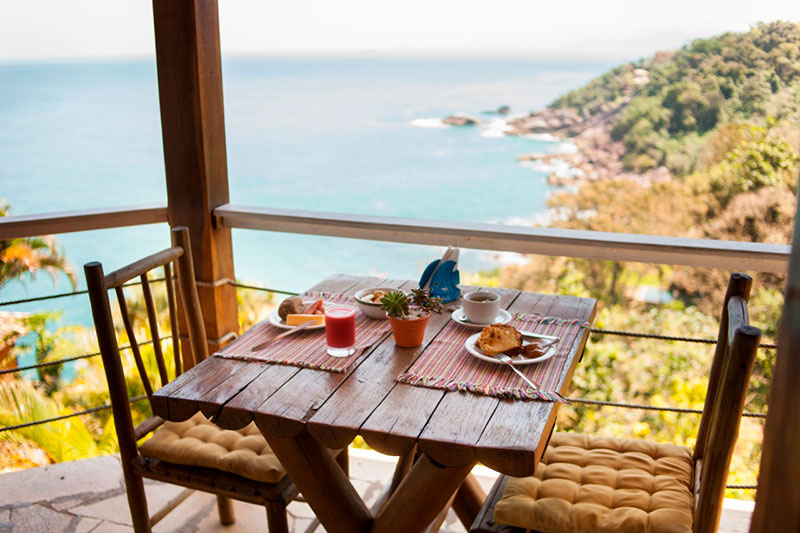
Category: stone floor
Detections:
[{"x1": 0, "y1": 449, "x2": 753, "y2": 533}]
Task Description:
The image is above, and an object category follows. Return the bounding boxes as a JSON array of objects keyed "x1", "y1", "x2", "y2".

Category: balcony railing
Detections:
[{"x1": 0, "y1": 203, "x2": 781, "y2": 492}]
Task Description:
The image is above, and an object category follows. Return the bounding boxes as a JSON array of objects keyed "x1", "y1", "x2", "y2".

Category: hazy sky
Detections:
[{"x1": 2, "y1": 0, "x2": 800, "y2": 61}]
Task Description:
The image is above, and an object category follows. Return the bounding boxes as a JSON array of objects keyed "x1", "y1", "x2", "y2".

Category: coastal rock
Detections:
[
  {"x1": 511, "y1": 99, "x2": 670, "y2": 188},
  {"x1": 443, "y1": 114, "x2": 481, "y2": 126},
  {"x1": 506, "y1": 108, "x2": 584, "y2": 135},
  {"x1": 481, "y1": 105, "x2": 511, "y2": 115}
]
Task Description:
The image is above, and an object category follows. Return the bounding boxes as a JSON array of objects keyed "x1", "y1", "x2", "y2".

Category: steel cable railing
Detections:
[
  {"x1": 0, "y1": 340, "x2": 156, "y2": 376},
  {"x1": 0, "y1": 394, "x2": 147, "y2": 433},
  {"x1": 0, "y1": 278, "x2": 772, "y2": 489},
  {"x1": 0, "y1": 277, "x2": 165, "y2": 308}
]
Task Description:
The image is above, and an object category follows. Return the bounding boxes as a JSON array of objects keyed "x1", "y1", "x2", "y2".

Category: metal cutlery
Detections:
[
  {"x1": 519, "y1": 331, "x2": 559, "y2": 342},
  {"x1": 492, "y1": 353, "x2": 542, "y2": 390}
]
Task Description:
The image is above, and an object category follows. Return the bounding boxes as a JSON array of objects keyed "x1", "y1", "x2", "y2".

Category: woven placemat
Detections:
[
  {"x1": 214, "y1": 292, "x2": 390, "y2": 373},
  {"x1": 396, "y1": 313, "x2": 589, "y2": 401}
]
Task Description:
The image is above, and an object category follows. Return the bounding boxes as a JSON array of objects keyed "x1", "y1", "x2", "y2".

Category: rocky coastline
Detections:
[{"x1": 443, "y1": 102, "x2": 671, "y2": 188}]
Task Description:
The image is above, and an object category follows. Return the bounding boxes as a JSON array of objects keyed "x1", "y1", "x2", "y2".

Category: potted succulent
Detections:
[{"x1": 381, "y1": 288, "x2": 443, "y2": 348}]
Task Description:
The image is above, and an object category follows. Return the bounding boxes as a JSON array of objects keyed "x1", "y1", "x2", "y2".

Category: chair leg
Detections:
[
  {"x1": 124, "y1": 470, "x2": 151, "y2": 533},
  {"x1": 217, "y1": 495, "x2": 235, "y2": 525},
  {"x1": 266, "y1": 502, "x2": 289, "y2": 533}
]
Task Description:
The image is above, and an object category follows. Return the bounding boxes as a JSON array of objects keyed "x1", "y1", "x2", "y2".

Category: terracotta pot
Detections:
[{"x1": 387, "y1": 312, "x2": 430, "y2": 348}]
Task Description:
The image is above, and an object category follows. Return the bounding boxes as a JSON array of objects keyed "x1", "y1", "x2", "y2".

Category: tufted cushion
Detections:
[
  {"x1": 139, "y1": 412, "x2": 286, "y2": 483},
  {"x1": 494, "y1": 433, "x2": 694, "y2": 533}
]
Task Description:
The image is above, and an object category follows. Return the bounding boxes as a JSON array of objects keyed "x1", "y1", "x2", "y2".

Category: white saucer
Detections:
[
  {"x1": 451, "y1": 308, "x2": 512, "y2": 329},
  {"x1": 464, "y1": 332, "x2": 556, "y2": 365},
  {"x1": 268, "y1": 300, "x2": 329, "y2": 330}
]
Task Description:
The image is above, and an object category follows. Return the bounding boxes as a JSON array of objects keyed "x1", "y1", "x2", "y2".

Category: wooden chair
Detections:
[
  {"x1": 85, "y1": 226, "x2": 298, "y2": 533},
  {"x1": 471, "y1": 273, "x2": 761, "y2": 533}
]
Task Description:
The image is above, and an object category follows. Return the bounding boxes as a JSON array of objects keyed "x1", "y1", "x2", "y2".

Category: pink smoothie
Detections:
[{"x1": 325, "y1": 306, "x2": 356, "y2": 348}]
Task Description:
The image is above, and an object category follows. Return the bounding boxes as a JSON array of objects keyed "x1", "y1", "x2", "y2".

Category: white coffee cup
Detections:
[{"x1": 462, "y1": 291, "x2": 501, "y2": 324}]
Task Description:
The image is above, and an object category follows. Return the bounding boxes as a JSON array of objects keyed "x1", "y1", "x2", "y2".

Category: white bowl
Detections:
[{"x1": 354, "y1": 287, "x2": 399, "y2": 320}]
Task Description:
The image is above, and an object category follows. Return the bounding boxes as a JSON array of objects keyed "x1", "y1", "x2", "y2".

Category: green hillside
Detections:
[{"x1": 550, "y1": 21, "x2": 800, "y2": 175}]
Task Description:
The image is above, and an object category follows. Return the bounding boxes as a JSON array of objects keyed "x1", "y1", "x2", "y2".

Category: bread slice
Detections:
[{"x1": 477, "y1": 324, "x2": 522, "y2": 356}]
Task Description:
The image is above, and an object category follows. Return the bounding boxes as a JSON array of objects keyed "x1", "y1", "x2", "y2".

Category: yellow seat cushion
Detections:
[
  {"x1": 139, "y1": 412, "x2": 286, "y2": 484},
  {"x1": 494, "y1": 433, "x2": 694, "y2": 533}
]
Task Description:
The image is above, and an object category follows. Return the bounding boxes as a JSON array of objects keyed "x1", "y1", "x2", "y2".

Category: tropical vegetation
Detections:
[
  {"x1": 2, "y1": 22, "x2": 798, "y2": 502},
  {"x1": 488, "y1": 21, "x2": 800, "y2": 499},
  {"x1": 0, "y1": 201, "x2": 76, "y2": 291}
]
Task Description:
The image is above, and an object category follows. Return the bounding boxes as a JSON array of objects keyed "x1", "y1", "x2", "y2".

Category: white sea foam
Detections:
[
  {"x1": 480, "y1": 118, "x2": 512, "y2": 138},
  {"x1": 410, "y1": 118, "x2": 449, "y2": 129},
  {"x1": 522, "y1": 132, "x2": 561, "y2": 142},
  {"x1": 478, "y1": 250, "x2": 530, "y2": 267},
  {"x1": 548, "y1": 141, "x2": 579, "y2": 155},
  {"x1": 481, "y1": 128, "x2": 506, "y2": 138},
  {"x1": 518, "y1": 158, "x2": 572, "y2": 175},
  {"x1": 495, "y1": 210, "x2": 564, "y2": 228}
]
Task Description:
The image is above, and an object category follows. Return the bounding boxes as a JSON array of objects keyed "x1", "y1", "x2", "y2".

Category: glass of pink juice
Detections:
[{"x1": 325, "y1": 305, "x2": 356, "y2": 357}]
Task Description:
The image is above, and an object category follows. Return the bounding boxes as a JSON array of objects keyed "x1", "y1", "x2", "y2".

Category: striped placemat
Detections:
[
  {"x1": 214, "y1": 292, "x2": 390, "y2": 373},
  {"x1": 396, "y1": 313, "x2": 590, "y2": 401}
]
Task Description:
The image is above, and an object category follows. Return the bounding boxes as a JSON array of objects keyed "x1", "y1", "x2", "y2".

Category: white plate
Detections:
[
  {"x1": 451, "y1": 308, "x2": 512, "y2": 329},
  {"x1": 464, "y1": 332, "x2": 556, "y2": 365},
  {"x1": 268, "y1": 300, "x2": 329, "y2": 330}
]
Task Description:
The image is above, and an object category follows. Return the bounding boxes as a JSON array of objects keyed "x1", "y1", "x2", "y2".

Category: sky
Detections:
[{"x1": 1, "y1": 0, "x2": 800, "y2": 62}]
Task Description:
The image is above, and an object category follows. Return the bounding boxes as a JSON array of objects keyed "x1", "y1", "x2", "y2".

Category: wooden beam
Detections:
[
  {"x1": 750, "y1": 194, "x2": 800, "y2": 531},
  {"x1": 152, "y1": 0, "x2": 238, "y2": 358},
  {"x1": 0, "y1": 204, "x2": 167, "y2": 240},
  {"x1": 214, "y1": 204, "x2": 790, "y2": 273}
]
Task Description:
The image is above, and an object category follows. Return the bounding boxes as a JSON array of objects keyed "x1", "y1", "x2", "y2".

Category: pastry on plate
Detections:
[{"x1": 477, "y1": 323, "x2": 522, "y2": 356}]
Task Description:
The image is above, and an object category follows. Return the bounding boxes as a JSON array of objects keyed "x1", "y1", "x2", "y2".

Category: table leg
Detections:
[
  {"x1": 373, "y1": 445, "x2": 418, "y2": 514},
  {"x1": 373, "y1": 453, "x2": 474, "y2": 533},
  {"x1": 452, "y1": 473, "x2": 486, "y2": 529},
  {"x1": 261, "y1": 427, "x2": 372, "y2": 533},
  {"x1": 426, "y1": 490, "x2": 458, "y2": 533},
  {"x1": 389, "y1": 446, "x2": 416, "y2": 494}
]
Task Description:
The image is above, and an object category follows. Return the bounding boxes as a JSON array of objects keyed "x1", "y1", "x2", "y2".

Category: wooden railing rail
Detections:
[
  {"x1": 0, "y1": 203, "x2": 168, "y2": 240},
  {"x1": 0, "y1": 202, "x2": 791, "y2": 273},
  {"x1": 214, "y1": 204, "x2": 791, "y2": 273}
]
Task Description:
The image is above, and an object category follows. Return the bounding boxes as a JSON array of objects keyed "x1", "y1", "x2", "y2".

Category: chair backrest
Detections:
[
  {"x1": 84, "y1": 226, "x2": 208, "y2": 455},
  {"x1": 692, "y1": 272, "x2": 761, "y2": 533}
]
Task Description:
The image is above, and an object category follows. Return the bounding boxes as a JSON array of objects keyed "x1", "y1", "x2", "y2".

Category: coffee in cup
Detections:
[{"x1": 462, "y1": 291, "x2": 501, "y2": 324}]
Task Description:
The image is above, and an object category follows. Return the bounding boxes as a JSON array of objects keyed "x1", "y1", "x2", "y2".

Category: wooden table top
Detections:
[{"x1": 151, "y1": 274, "x2": 596, "y2": 477}]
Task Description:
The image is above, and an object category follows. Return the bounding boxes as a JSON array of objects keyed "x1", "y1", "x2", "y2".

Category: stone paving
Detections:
[{"x1": 0, "y1": 449, "x2": 753, "y2": 532}]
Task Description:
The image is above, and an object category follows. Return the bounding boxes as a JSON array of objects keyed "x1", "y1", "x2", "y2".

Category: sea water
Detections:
[{"x1": 0, "y1": 56, "x2": 611, "y2": 335}]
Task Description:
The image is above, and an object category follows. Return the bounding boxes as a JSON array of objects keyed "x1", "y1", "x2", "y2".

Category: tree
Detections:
[{"x1": 0, "y1": 201, "x2": 76, "y2": 290}]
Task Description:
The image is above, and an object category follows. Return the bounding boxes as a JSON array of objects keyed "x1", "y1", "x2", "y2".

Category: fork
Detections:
[{"x1": 492, "y1": 353, "x2": 542, "y2": 391}]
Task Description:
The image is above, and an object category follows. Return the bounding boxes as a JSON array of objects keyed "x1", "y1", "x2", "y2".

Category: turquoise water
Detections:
[{"x1": 0, "y1": 57, "x2": 612, "y2": 336}]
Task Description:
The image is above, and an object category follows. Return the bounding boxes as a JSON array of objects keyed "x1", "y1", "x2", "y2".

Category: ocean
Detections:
[{"x1": 0, "y1": 56, "x2": 612, "y2": 334}]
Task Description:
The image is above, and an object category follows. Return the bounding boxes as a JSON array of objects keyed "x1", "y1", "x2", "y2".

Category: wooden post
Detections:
[
  {"x1": 152, "y1": 0, "x2": 239, "y2": 363},
  {"x1": 751, "y1": 198, "x2": 800, "y2": 531}
]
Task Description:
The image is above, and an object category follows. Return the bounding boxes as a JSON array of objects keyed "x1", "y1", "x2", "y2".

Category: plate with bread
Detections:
[
  {"x1": 268, "y1": 296, "x2": 329, "y2": 330},
  {"x1": 465, "y1": 323, "x2": 558, "y2": 365}
]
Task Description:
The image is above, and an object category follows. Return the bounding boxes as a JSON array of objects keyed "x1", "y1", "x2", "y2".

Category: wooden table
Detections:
[{"x1": 151, "y1": 274, "x2": 596, "y2": 533}]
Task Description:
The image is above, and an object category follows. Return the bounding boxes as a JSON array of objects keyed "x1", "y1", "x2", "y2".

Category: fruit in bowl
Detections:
[{"x1": 354, "y1": 287, "x2": 400, "y2": 320}]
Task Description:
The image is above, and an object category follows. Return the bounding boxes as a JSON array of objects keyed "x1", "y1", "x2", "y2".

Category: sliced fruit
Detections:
[{"x1": 304, "y1": 299, "x2": 323, "y2": 314}]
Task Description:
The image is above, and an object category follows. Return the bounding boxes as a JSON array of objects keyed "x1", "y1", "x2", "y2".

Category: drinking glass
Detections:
[{"x1": 325, "y1": 305, "x2": 356, "y2": 357}]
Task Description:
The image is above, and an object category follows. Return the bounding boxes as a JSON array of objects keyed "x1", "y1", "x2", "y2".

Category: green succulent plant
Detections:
[{"x1": 380, "y1": 290, "x2": 409, "y2": 318}]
